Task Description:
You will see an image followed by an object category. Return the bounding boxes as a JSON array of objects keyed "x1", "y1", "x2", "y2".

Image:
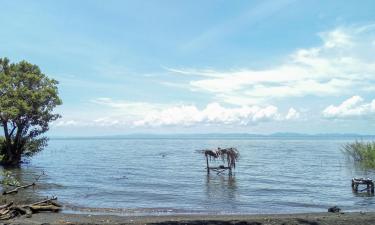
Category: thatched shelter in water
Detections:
[{"x1": 199, "y1": 147, "x2": 239, "y2": 175}]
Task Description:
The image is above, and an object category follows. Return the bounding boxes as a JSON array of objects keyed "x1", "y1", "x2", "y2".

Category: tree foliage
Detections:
[{"x1": 0, "y1": 57, "x2": 62, "y2": 166}]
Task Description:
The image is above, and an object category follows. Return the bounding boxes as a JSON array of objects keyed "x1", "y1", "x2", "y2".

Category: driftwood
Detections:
[
  {"x1": 30, "y1": 196, "x2": 58, "y2": 206},
  {"x1": 2, "y1": 171, "x2": 45, "y2": 195},
  {"x1": 0, "y1": 197, "x2": 61, "y2": 220},
  {"x1": 30, "y1": 205, "x2": 60, "y2": 212},
  {"x1": 0, "y1": 172, "x2": 60, "y2": 220},
  {"x1": 0, "y1": 202, "x2": 13, "y2": 210},
  {"x1": 2, "y1": 183, "x2": 35, "y2": 195}
]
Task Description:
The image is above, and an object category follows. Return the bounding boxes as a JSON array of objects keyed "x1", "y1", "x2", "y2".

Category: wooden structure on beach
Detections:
[
  {"x1": 352, "y1": 178, "x2": 374, "y2": 194},
  {"x1": 199, "y1": 147, "x2": 239, "y2": 175}
]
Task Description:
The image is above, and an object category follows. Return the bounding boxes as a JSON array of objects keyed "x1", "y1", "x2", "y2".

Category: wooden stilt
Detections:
[
  {"x1": 206, "y1": 155, "x2": 210, "y2": 174},
  {"x1": 352, "y1": 178, "x2": 374, "y2": 194}
]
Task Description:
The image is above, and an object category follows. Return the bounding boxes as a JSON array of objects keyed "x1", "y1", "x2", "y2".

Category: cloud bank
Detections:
[
  {"x1": 323, "y1": 96, "x2": 375, "y2": 119},
  {"x1": 53, "y1": 98, "x2": 300, "y2": 128},
  {"x1": 134, "y1": 103, "x2": 284, "y2": 127},
  {"x1": 169, "y1": 24, "x2": 375, "y2": 105}
]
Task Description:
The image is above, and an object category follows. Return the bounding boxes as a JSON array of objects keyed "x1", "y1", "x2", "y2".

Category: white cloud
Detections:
[
  {"x1": 321, "y1": 29, "x2": 353, "y2": 48},
  {"x1": 134, "y1": 102, "x2": 288, "y2": 127},
  {"x1": 168, "y1": 24, "x2": 375, "y2": 105},
  {"x1": 91, "y1": 98, "x2": 165, "y2": 117},
  {"x1": 52, "y1": 98, "x2": 164, "y2": 128},
  {"x1": 93, "y1": 117, "x2": 122, "y2": 126},
  {"x1": 286, "y1": 108, "x2": 300, "y2": 120},
  {"x1": 164, "y1": 67, "x2": 224, "y2": 78},
  {"x1": 51, "y1": 118, "x2": 128, "y2": 128},
  {"x1": 55, "y1": 98, "x2": 301, "y2": 128},
  {"x1": 322, "y1": 96, "x2": 375, "y2": 119},
  {"x1": 52, "y1": 120, "x2": 80, "y2": 127}
]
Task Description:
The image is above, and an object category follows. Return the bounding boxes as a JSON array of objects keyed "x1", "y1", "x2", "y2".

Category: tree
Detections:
[{"x1": 0, "y1": 58, "x2": 62, "y2": 166}]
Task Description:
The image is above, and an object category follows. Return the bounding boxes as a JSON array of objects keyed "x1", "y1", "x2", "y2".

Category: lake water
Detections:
[{"x1": 3, "y1": 137, "x2": 375, "y2": 215}]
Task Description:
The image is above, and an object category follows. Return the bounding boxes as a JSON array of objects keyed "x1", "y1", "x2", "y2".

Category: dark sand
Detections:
[{"x1": 4, "y1": 212, "x2": 375, "y2": 225}]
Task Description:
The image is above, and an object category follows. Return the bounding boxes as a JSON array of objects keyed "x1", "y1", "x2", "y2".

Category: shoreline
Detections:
[{"x1": 6, "y1": 211, "x2": 375, "y2": 225}]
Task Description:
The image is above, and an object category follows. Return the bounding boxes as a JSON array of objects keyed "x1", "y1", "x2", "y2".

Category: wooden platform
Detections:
[
  {"x1": 352, "y1": 178, "x2": 374, "y2": 194},
  {"x1": 208, "y1": 166, "x2": 232, "y2": 175}
]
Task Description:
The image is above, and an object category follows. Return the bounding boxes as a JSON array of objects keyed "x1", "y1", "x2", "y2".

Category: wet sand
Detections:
[{"x1": 5, "y1": 212, "x2": 375, "y2": 225}]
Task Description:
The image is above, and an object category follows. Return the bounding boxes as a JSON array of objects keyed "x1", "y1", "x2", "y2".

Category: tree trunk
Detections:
[
  {"x1": 2, "y1": 121, "x2": 13, "y2": 158},
  {"x1": 1, "y1": 124, "x2": 22, "y2": 167}
]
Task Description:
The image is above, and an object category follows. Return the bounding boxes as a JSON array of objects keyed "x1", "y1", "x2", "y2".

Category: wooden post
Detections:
[
  {"x1": 351, "y1": 179, "x2": 355, "y2": 190},
  {"x1": 228, "y1": 160, "x2": 232, "y2": 175},
  {"x1": 206, "y1": 155, "x2": 210, "y2": 174}
]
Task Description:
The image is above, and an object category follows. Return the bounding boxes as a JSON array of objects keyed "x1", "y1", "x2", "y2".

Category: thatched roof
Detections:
[{"x1": 199, "y1": 147, "x2": 239, "y2": 169}]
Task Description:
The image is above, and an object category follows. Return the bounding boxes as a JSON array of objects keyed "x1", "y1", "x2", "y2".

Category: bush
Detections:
[
  {"x1": 342, "y1": 140, "x2": 375, "y2": 169},
  {"x1": 0, "y1": 170, "x2": 20, "y2": 186}
]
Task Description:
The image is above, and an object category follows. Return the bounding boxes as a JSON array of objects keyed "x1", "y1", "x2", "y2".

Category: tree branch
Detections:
[
  {"x1": 2, "y1": 183, "x2": 35, "y2": 195},
  {"x1": 9, "y1": 123, "x2": 17, "y2": 137}
]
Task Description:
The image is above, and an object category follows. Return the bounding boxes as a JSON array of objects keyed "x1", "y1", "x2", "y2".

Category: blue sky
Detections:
[{"x1": 1, "y1": 0, "x2": 375, "y2": 135}]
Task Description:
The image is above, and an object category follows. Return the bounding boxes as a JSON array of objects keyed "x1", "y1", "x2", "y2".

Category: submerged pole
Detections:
[{"x1": 206, "y1": 155, "x2": 210, "y2": 174}]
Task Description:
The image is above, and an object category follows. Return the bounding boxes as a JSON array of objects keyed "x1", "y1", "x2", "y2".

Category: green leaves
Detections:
[
  {"x1": 342, "y1": 140, "x2": 375, "y2": 169},
  {"x1": 0, "y1": 57, "x2": 62, "y2": 165},
  {"x1": 0, "y1": 170, "x2": 20, "y2": 186}
]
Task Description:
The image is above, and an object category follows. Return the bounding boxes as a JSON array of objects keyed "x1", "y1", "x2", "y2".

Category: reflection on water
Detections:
[
  {"x1": 344, "y1": 157, "x2": 375, "y2": 178},
  {"x1": 353, "y1": 191, "x2": 374, "y2": 197},
  {"x1": 204, "y1": 174, "x2": 237, "y2": 211}
]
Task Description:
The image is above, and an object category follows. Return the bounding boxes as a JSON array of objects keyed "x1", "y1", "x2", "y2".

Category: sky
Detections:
[{"x1": 1, "y1": 0, "x2": 375, "y2": 136}]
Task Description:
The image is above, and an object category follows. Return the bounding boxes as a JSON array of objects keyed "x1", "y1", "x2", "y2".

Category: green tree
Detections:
[{"x1": 0, "y1": 58, "x2": 62, "y2": 166}]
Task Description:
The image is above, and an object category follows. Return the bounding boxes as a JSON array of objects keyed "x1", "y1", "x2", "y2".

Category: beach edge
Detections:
[{"x1": 5, "y1": 211, "x2": 375, "y2": 225}]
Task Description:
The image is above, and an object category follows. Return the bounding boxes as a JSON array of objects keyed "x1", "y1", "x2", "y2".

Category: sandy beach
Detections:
[{"x1": 4, "y1": 212, "x2": 375, "y2": 225}]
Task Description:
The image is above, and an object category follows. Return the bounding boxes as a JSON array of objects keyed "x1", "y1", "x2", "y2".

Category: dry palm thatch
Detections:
[{"x1": 200, "y1": 147, "x2": 240, "y2": 169}]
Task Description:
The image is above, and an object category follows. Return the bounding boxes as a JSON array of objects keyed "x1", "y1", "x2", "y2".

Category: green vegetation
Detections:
[
  {"x1": 0, "y1": 170, "x2": 20, "y2": 186},
  {"x1": 0, "y1": 57, "x2": 62, "y2": 167},
  {"x1": 342, "y1": 140, "x2": 375, "y2": 169}
]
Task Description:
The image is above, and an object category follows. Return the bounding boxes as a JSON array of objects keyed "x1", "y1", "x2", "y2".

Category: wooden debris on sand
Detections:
[
  {"x1": 0, "y1": 197, "x2": 61, "y2": 220},
  {"x1": 0, "y1": 171, "x2": 62, "y2": 220},
  {"x1": 198, "y1": 147, "x2": 240, "y2": 175}
]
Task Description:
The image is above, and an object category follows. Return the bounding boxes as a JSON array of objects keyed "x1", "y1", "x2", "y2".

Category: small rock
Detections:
[{"x1": 328, "y1": 206, "x2": 341, "y2": 213}]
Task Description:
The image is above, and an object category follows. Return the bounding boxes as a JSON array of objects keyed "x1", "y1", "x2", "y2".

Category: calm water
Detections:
[{"x1": 3, "y1": 137, "x2": 375, "y2": 215}]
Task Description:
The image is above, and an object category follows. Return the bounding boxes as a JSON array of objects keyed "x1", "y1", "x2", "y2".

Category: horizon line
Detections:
[{"x1": 47, "y1": 132, "x2": 375, "y2": 139}]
